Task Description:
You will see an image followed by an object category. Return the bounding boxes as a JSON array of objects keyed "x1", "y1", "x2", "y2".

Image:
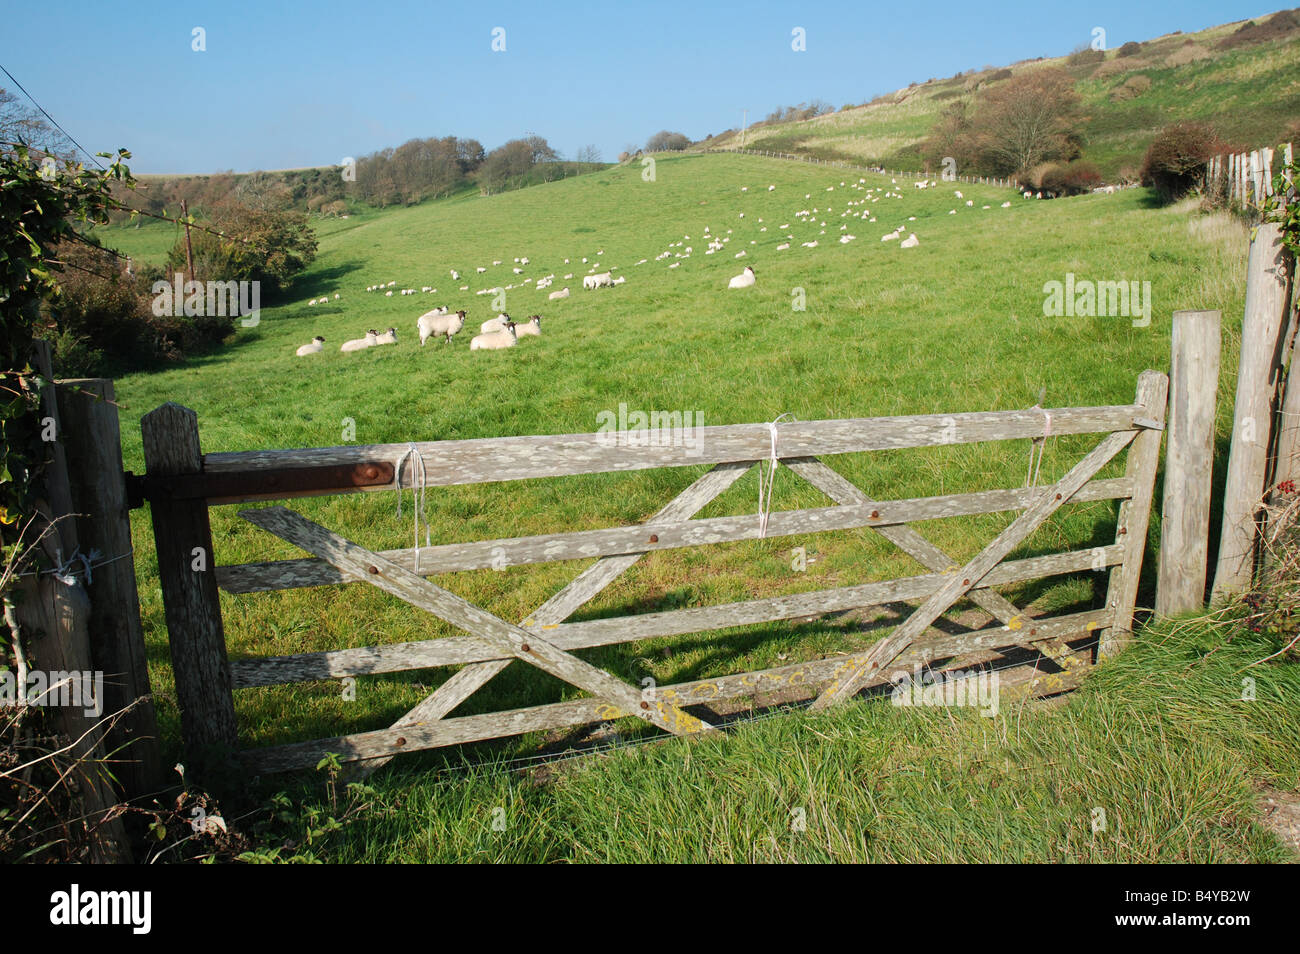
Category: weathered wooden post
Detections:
[
  {"x1": 1212, "y1": 224, "x2": 1292, "y2": 600},
  {"x1": 1156, "y1": 311, "x2": 1221, "y2": 615},
  {"x1": 12, "y1": 343, "x2": 129, "y2": 862},
  {"x1": 57, "y1": 379, "x2": 162, "y2": 798},
  {"x1": 140, "y1": 403, "x2": 239, "y2": 776},
  {"x1": 1101, "y1": 370, "x2": 1168, "y2": 658}
]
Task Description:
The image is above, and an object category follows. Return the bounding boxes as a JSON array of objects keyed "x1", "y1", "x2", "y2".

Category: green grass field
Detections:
[
  {"x1": 91, "y1": 151, "x2": 1295, "y2": 862},
  {"x1": 704, "y1": 16, "x2": 1300, "y2": 178}
]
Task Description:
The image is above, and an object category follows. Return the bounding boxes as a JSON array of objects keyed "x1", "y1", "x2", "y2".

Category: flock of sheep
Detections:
[{"x1": 292, "y1": 171, "x2": 1033, "y2": 358}]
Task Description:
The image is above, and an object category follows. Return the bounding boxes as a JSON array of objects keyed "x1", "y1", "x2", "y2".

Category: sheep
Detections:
[
  {"x1": 900, "y1": 234, "x2": 919, "y2": 248},
  {"x1": 583, "y1": 272, "x2": 613, "y2": 290},
  {"x1": 515, "y1": 315, "x2": 542, "y2": 337},
  {"x1": 1001, "y1": 201, "x2": 1012, "y2": 208},
  {"x1": 296, "y1": 336, "x2": 325, "y2": 356},
  {"x1": 341, "y1": 330, "x2": 380, "y2": 352},
  {"x1": 418, "y1": 309, "x2": 466, "y2": 346},
  {"x1": 777, "y1": 242, "x2": 791, "y2": 251},
  {"x1": 954, "y1": 190, "x2": 963, "y2": 199},
  {"x1": 385, "y1": 290, "x2": 394, "y2": 297},
  {"x1": 470, "y1": 321, "x2": 517, "y2": 351},
  {"x1": 728, "y1": 266, "x2": 756, "y2": 289},
  {"x1": 372, "y1": 327, "x2": 398, "y2": 346},
  {"x1": 480, "y1": 314, "x2": 512, "y2": 334},
  {"x1": 548, "y1": 287, "x2": 570, "y2": 300}
]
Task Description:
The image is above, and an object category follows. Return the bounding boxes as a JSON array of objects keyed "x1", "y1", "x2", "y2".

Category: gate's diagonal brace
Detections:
[
  {"x1": 809, "y1": 427, "x2": 1138, "y2": 711},
  {"x1": 355, "y1": 461, "x2": 750, "y2": 773},
  {"x1": 785, "y1": 457, "x2": 1026, "y2": 625},
  {"x1": 239, "y1": 507, "x2": 718, "y2": 738}
]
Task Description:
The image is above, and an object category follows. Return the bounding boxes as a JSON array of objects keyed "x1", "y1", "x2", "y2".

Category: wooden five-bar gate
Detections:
[{"x1": 135, "y1": 371, "x2": 1166, "y2": 775}]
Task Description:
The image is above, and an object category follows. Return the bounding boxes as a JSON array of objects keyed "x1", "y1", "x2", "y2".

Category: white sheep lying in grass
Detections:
[
  {"x1": 480, "y1": 314, "x2": 512, "y2": 333},
  {"x1": 583, "y1": 272, "x2": 613, "y2": 290},
  {"x1": 470, "y1": 321, "x2": 517, "y2": 350},
  {"x1": 341, "y1": 330, "x2": 379, "y2": 352},
  {"x1": 900, "y1": 234, "x2": 919, "y2": 248},
  {"x1": 728, "y1": 266, "x2": 756, "y2": 289},
  {"x1": 515, "y1": 315, "x2": 542, "y2": 337},
  {"x1": 373, "y1": 327, "x2": 398, "y2": 345},
  {"x1": 296, "y1": 336, "x2": 325, "y2": 356},
  {"x1": 548, "y1": 287, "x2": 570, "y2": 300},
  {"x1": 418, "y1": 309, "x2": 466, "y2": 345}
]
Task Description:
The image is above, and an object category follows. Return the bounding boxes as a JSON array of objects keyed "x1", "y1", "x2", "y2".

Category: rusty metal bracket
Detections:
[{"x1": 126, "y1": 461, "x2": 395, "y2": 509}]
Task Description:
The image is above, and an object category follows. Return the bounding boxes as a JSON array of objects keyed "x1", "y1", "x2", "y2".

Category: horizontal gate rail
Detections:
[
  {"x1": 216, "y1": 476, "x2": 1134, "y2": 594},
  {"x1": 229, "y1": 545, "x2": 1123, "y2": 689},
  {"x1": 241, "y1": 610, "x2": 1106, "y2": 775},
  {"x1": 140, "y1": 372, "x2": 1168, "y2": 776},
  {"x1": 189, "y1": 403, "x2": 1151, "y2": 501}
]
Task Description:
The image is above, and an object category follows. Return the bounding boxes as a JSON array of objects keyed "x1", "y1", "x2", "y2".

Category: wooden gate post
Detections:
[
  {"x1": 1101, "y1": 370, "x2": 1168, "y2": 658},
  {"x1": 1156, "y1": 312, "x2": 1221, "y2": 616},
  {"x1": 11, "y1": 343, "x2": 130, "y2": 861},
  {"x1": 57, "y1": 379, "x2": 162, "y2": 798},
  {"x1": 1212, "y1": 224, "x2": 1292, "y2": 600},
  {"x1": 141, "y1": 403, "x2": 239, "y2": 776}
]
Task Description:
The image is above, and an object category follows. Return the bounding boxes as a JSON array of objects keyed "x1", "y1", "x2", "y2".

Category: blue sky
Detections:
[{"x1": 1, "y1": 0, "x2": 1277, "y2": 174}]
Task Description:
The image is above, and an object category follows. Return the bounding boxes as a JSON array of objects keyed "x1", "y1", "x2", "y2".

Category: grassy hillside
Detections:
[
  {"x1": 89, "y1": 151, "x2": 1292, "y2": 860},
  {"x1": 703, "y1": 12, "x2": 1300, "y2": 179}
]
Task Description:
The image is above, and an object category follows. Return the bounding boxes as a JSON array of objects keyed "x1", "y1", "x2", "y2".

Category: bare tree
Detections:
[
  {"x1": 576, "y1": 144, "x2": 602, "y2": 164},
  {"x1": 972, "y1": 69, "x2": 1082, "y2": 174},
  {"x1": 645, "y1": 130, "x2": 690, "y2": 152},
  {"x1": 0, "y1": 88, "x2": 71, "y2": 156}
]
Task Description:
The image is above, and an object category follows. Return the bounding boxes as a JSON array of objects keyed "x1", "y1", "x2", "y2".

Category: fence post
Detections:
[
  {"x1": 57, "y1": 379, "x2": 163, "y2": 799},
  {"x1": 1101, "y1": 371, "x2": 1169, "y2": 658},
  {"x1": 140, "y1": 403, "x2": 239, "y2": 775},
  {"x1": 14, "y1": 342, "x2": 129, "y2": 861},
  {"x1": 1156, "y1": 311, "x2": 1221, "y2": 616},
  {"x1": 1212, "y1": 224, "x2": 1292, "y2": 600}
]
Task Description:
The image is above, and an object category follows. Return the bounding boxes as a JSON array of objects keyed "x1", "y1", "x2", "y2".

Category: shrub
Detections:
[
  {"x1": 1066, "y1": 46, "x2": 1105, "y2": 67},
  {"x1": 1111, "y1": 74, "x2": 1152, "y2": 101},
  {"x1": 1140, "y1": 122, "x2": 1223, "y2": 201},
  {"x1": 645, "y1": 130, "x2": 690, "y2": 152},
  {"x1": 1061, "y1": 161, "x2": 1103, "y2": 193},
  {"x1": 166, "y1": 202, "x2": 318, "y2": 298},
  {"x1": 1215, "y1": 9, "x2": 1300, "y2": 50},
  {"x1": 1117, "y1": 41, "x2": 1144, "y2": 57},
  {"x1": 1037, "y1": 161, "x2": 1102, "y2": 196}
]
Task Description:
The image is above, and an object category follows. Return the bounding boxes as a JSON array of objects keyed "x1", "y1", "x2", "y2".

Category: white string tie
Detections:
[
  {"x1": 758, "y1": 413, "x2": 793, "y2": 537},
  {"x1": 395, "y1": 443, "x2": 430, "y2": 573},
  {"x1": 1027, "y1": 404, "x2": 1053, "y2": 488}
]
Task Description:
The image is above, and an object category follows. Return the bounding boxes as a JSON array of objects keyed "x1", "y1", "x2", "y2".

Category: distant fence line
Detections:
[
  {"x1": 656, "y1": 146, "x2": 1022, "y2": 190},
  {"x1": 1205, "y1": 141, "x2": 1294, "y2": 212}
]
